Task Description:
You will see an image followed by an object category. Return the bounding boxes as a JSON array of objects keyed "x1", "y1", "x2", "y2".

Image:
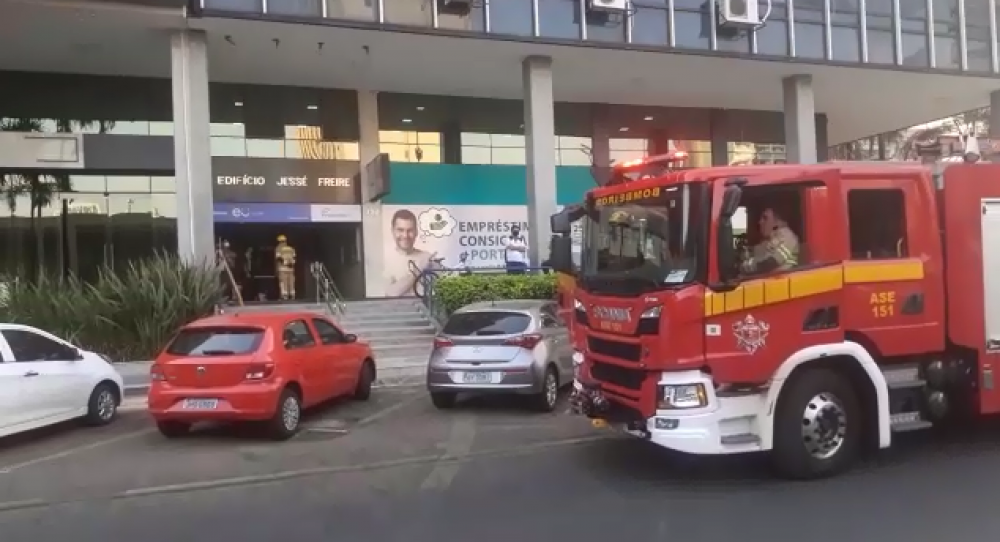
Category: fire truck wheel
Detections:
[{"x1": 771, "y1": 368, "x2": 862, "y2": 480}]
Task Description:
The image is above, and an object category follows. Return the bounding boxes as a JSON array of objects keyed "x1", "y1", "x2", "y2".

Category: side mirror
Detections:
[
  {"x1": 551, "y1": 210, "x2": 572, "y2": 235},
  {"x1": 720, "y1": 184, "x2": 743, "y2": 218},
  {"x1": 715, "y1": 217, "x2": 739, "y2": 288},
  {"x1": 548, "y1": 236, "x2": 575, "y2": 274},
  {"x1": 344, "y1": 333, "x2": 358, "y2": 343}
]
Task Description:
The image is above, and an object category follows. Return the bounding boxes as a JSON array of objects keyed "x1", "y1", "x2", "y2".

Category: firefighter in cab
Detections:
[
  {"x1": 740, "y1": 207, "x2": 799, "y2": 275},
  {"x1": 275, "y1": 234, "x2": 297, "y2": 300}
]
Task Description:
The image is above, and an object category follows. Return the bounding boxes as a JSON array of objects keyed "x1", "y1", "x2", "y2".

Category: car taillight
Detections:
[
  {"x1": 505, "y1": 333, "x2": 542, "y2": 349},
  {"x1": 150, "y1": 365, "x2": 166, "y2": 381},
  {"x1": 433, "y1": 337, "x2": 454, "y2": 350},
  {"x1": 245, "y1": 363, "x2": 275, "y2": 381}
]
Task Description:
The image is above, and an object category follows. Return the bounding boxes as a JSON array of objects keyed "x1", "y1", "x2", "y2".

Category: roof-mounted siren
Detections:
[{"x1": 718, "y1": 0, "x2": 769, "y2": 29}]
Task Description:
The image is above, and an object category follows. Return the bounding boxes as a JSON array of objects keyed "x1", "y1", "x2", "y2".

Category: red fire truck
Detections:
[{"x1": 548, "y1": 148, "x2": 1000, "y2": 479}]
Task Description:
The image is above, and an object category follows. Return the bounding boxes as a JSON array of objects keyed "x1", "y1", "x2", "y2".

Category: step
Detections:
[
  {"x1": 338, "y1": 312, "x2": 429, "y2": 324},
  {"x1": 890, "y1": 411, "x2": 933, "y2": 432},
  {"x1": 883, "y1": 364, "x2": 923, "y2": 388},
  {"x1": 375, "y1": 344, "x2": 433, "y2": 357},
  {"x1": 720, "y1": 433, "x2": 761, "y2": 446},
  {"x1": 359, "y1": 327, "x2": 437, "y2": 340},
  {"x1": 344, "y1": 319, "x2": 434, "y2": 332},
  {"x1": 376, "y1": 356, "x2": 429, "y2": 370}
]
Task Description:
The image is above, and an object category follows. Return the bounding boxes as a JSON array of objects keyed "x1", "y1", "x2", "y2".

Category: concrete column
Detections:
[
  {"x1": 709, "y1": 109, "x2": 729, "y2": 166},
  {"x1": 523, "y1": 56, "x2": 557, "y2": 266},
  {"x1": 357, "y1": 90, "x2": 385, "y2": 297},
  {"x1": 782, "y1": 75, "x2": 818, "y2": 164},
  {"x1": 989, "y1": 90, "x2": 1000, "y2": 140},
  {"x1": 590, "y1": 104, "x2": 611, "y2": 168},
  {"x1": 171, "y1": 30, "x2": 214, "y2": 264}
]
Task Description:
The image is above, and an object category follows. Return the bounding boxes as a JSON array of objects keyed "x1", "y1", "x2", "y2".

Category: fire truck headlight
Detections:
[
  {"x1": 658, "y1": 383, "x2": 707, "y2": 410},
  {"x1": 639, "y1": 305, "x2": 662, "y2": 319},
  {"x1": 572, "y1": 351, "x2": 585, "y2": 366}
]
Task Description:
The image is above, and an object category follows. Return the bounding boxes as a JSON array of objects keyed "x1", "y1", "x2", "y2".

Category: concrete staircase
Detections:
[{"x1": 221, "y1": 299, "x2": 436, "y2": 387}]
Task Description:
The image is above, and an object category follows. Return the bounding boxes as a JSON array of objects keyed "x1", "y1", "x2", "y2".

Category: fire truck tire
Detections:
[{"x1": 771, "y1": 368, "x2": 862, "y2": 480}]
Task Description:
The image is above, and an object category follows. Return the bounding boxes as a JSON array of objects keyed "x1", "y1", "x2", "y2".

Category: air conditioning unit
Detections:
[
  {"x1": 718, "y1": 0, "x2": 761, "y2": 26},
  {"x1": 588, "y1": 0, "x2": 629, "y2": 14},
  {"x1": 440, "y1": 0, "x2": 472, "y2": 16}
]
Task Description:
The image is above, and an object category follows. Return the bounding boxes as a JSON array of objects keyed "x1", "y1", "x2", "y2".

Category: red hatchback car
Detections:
[{"x1": 148, "y1": 312, "x2": 375, "y2": 440}]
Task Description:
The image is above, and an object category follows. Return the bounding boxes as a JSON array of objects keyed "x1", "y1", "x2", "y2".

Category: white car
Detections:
[{"x1": 0, "y1": 323, "x2": 124, "y2": 438}]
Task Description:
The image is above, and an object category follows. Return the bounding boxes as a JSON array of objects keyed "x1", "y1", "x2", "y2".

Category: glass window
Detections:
[
  {"x1": 538, "y1": 0, "x2": 581, "y2": 39},
  {"x1": 69, "y1": 176, "x2": 106, "y2": 193},
  {"x1": 3, "y1": 329, "x2": 76, "y2": 362},
  {"x1": 325, "y1": 0, "x2": 375, "y2": 20},
  {"x1": 165, "y1": 327, "x2": 265, "y2": 356},
  {"x1": 492, "y1": 147, "x2": 526, "y2": 164},
  {"x1": 461, "y1": 146, "x2": 492, "y2": 164},
  {"x1": 151, "y1": 177, "x2": 176, "y2": 193},
  {"x1": 211, "y1": 137, "x2": 247, "y2": 157},
  {"x1": 631, "y1": 1, "x2": 668, "y2": 46},
  {"x1": 438, "y1": 1, "x2": 486, "y2": 31},
  {"x1": 831, "y1": 25, "x2": 861, "y2": 62},
  {"x1": 865, "y1": 0, "x2": 895, "y2": 64},
  {"x1": 211, "y1": 123, "x2": 246, "y2": 137},
  {"x1": 246, "y1": 139, "x2": 284, "y2": 158},
  {"x1": 267, "y1": 0, "x2": 322, "y2": 17},
  {"x1": 149, "y1": 121, "x2": 173, "y2": 136},
  {"x1": 283, "y1": 320, "x2": 317, "y2": 349},
  {"x1": 312, "y1": 318, "x2": 346, "y2": 345},
  {"x1": 285, "y1": 125, "x2": 322, "y2": 140},
  {"x1": 489, "y1": 0, "x2": 534, "y2": 36},
  {"x1": 202, "y1": 0, "x2": 263, "y2": 11},
  {"x1": 107, "y1": 121, "x2": 150, "y2": 135},
  {"x1": 461, "y1": 132, "x2": 492, "y2": 146},
  {"x1": 442, "y1": 311, "x2": 532, "y2": 336},
  {"x1": 933, "y1": 0, "x2": 961, "y2": 69},
  {"x1": 673, "y1": 6, "x2": 710, "y2": 50},
  {"x1": 106, "y1": 176, "x2": 151, "y2": 193},
  {"x1": 848, "y1": 189, "x2": 907, "y2": 259},
  {"x1": 382, "y1": 0, "x2": 433, "y2": 26},
  {"x1": 585, "y1": 8, "x2": 627, "y2": 43}
]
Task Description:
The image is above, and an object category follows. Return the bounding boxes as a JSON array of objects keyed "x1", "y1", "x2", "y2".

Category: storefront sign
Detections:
[
  {"x1": 309, "y1": 204, "x2": 362, "y2": 223},
  {"x1": 213, "y1": 203, "x2": 312, "y2": 223},
  {"x1": 212, "y1": 157, "x2": 361, "y2": 204}
]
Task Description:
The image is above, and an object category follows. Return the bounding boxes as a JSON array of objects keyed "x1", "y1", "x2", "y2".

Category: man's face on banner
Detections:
[{"x1": 393, "y1": 217, "x2": 418, "y2": 252}]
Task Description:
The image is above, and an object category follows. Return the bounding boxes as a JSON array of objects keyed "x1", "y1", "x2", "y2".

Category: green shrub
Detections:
[
  {"x1": 0, "y1": 252, "x2": 223, "y2": 362},
  {"x1": 433, "y1": 273, "x2": 557, "y2": 316}
]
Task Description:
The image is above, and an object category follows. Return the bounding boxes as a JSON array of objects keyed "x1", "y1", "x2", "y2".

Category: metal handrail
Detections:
[
  {"x1": 216, "y1": 248, "x2": 244, "y2": 307},
  {"x1": 309, "y1": 261, "x2": 346, "y2": 316}
]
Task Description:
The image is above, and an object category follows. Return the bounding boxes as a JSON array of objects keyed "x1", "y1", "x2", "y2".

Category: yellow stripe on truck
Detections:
[{"x1": 703, "y1": 260, "x2": 923, "y2": 317}]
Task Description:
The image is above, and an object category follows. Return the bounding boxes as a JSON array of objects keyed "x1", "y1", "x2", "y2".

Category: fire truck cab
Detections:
[{"x1": 549, "y1": 151, "x2": 1000, "y2": 479}]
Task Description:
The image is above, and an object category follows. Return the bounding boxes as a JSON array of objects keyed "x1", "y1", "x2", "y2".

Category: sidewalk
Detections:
[{"x1": 114, "y1": 361, "x2": 153, "y2": 397}]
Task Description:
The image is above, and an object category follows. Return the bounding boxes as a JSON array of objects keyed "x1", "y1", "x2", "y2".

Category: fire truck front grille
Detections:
[
  {"x1": 590, "y1": 361, "x2": 646, "y2": 391},
  {"x1": 587, "y1": 336, "x2": 641, "y2": 363}
]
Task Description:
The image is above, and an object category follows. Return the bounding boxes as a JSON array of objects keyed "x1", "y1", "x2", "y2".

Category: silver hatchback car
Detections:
[{"x1": 426, "y1": 300, "x2": 573, "y2": 412}]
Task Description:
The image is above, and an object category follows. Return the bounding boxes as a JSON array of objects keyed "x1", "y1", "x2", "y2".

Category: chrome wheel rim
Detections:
[
  {"x1": 801, "y1": 392, "x2": 847, "y2": 460},
  {"x1": 96, "y1": 390, "x2": 116, "y2": 421},
  {"x1": 545, "y1": 374, "x2": 558, "y2": 407},
  {"x1": 281, "y1": 396, "x2": 300, "y2": 431}
]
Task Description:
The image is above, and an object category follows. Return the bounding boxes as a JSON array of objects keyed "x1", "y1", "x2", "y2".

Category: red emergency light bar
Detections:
[{"x1": 615, "y1": 150, "x2": 689, "y2": 170}]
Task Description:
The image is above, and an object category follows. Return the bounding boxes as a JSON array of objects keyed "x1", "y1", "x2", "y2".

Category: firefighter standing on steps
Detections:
[{"x1": 275, "y1": 234, "x2": 297, "y2": 300}]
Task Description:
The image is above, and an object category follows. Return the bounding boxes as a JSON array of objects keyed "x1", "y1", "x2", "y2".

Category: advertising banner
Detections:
[
  {"x1": 377, "y1": 204, "x2": 582, "y2": 298},
  {"x1": 213, "y1": 203, "x2": 312, "y2": 223},
  {"x1": 212, "y1": 157, "x2": 361, "y2": 204}
]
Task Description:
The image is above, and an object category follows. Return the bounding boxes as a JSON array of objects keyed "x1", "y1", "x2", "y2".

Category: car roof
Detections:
[
  {"x1": 184, "y1": 311, "x2": 327, "y2": 328},
  {"x1": 455, "y1": 299, "x2": 550, "y2": 313}
]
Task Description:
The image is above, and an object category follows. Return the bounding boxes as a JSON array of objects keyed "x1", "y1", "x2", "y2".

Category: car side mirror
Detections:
[
  {"x1": 344, "y1": 333, "x2": 358, "y2": 343},
  {"x1": 712, "y1": 215, "x2": 740, "y2": 291},
  {"x1": 720, "y1": 184, "x2": 743, "y2": 218}
]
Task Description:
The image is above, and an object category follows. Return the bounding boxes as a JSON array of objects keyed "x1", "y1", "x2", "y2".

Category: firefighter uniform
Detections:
[
  {"x1": 275, "y1": 235, "x2": 297, "y2": 300},
  {"x1": 741, "y1": 226, "x2": 799, "y2": 274}
]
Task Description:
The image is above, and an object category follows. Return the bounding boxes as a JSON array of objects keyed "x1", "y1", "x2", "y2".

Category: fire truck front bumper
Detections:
[{"x1": 575, "y1": 370, "x2": 770, "y2": 456}]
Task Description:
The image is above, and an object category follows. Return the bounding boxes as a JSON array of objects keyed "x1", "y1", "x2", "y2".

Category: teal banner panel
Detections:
[{"x1": 383, "y1": 163, "x2": 595, "y2": 206}]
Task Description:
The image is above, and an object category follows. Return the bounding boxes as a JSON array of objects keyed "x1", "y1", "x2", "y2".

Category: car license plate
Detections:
[
  {"x1": 182, "y1": 398, "x2": 218, "y2": 410},
  {"x1": 462, "y1": 372, "x2": 494, "y2": 384}
]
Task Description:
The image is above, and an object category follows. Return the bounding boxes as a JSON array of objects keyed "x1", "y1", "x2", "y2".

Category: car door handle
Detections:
[{"x1": 23, "y1": 371, "x2": 39, "y2": 377}]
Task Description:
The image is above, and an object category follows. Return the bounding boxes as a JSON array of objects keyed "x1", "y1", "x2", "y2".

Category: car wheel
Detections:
[
  {"x1": 156, "y1": 420, "x2": 191, "y2": 438},
  {"x1": 353, "y1": 360, "x2": 375, "y2": 401},
  {"x1": 430, "y1": 392, "x2": 457, "y2": 409},
  {"x1": 83, "y1": 382, "x2": 119, "y2": 426},
  {"x1": 268, "y1": 388, "x2": 302, "y2": 441},
  {"x1": 531, "y1": 367, "x2": 560, "y2": 412},
  {"x1": 771, "y1": 368, "x2": 862, "y2": 480}
]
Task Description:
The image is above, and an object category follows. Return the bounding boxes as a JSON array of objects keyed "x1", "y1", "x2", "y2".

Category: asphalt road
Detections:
[{"x1": 3, "y1": 390, "x2": 1000, "y2": 542}]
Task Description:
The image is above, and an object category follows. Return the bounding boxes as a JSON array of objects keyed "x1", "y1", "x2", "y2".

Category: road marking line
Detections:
[
  {"x1": 118, "y1": 434, "x2": 612, "y2": 499},
  {"x1": 355, "y1": 392, "x2": 424, "y2": 427},
  {"x1": 0, "y1": 498, "x2": 47, "y2": 512},
  {"x1": 420, "y1": 415, "x2": 477, "y2": 491},
  {"x1": 0, "y1": 428, "x2": 155, "y2": 474}
]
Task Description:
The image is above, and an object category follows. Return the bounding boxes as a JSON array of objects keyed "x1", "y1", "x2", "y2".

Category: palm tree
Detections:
[{"x1": 0, "y1": 117, "x2": 113, "y2": 279}]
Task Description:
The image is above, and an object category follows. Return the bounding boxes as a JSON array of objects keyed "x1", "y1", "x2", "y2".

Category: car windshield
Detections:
[
  {"x1": 580, "y1": 182, "x2": 706, "y2": 295},
  {"x1": 442, "y1": 311, "x2": 532, "y2": 336},
  {"x1": 165, "y1": 327, "x2": 264, "y2": 356}
]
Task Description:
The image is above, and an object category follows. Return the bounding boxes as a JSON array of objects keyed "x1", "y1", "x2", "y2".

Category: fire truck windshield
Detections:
[{"x1": 579, "y1": 182, "x2": 705, "y2": 296}]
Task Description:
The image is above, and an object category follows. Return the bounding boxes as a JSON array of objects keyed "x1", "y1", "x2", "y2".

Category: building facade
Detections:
[{"x1": 2, "y1": 0, "x2": 1000, "y2": 299}]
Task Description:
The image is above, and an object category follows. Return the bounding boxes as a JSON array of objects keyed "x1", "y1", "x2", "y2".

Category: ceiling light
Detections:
[
  {"x1": 619, "y1": 127, "x2": 629, "y2": 132},
  {"x1": 416, "y1": 106, "x2": 425, "y2": 111},
  {"x1": 234, "y1": 101, "x2": 243, "y2": 107},
  {"x1": 402, "y1": 118, "x2": 412, "y2": 123},
  {"x1": 644, "y1": 116, "x2": 654, "y2": 121},
  {"x1": 307, "y1": 105, "x2": 318, "y2": 110}
]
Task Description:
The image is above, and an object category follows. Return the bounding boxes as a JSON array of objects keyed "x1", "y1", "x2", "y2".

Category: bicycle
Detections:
[{"x1": 408, "y1": 252, "x2": 472, "y2": 300}]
